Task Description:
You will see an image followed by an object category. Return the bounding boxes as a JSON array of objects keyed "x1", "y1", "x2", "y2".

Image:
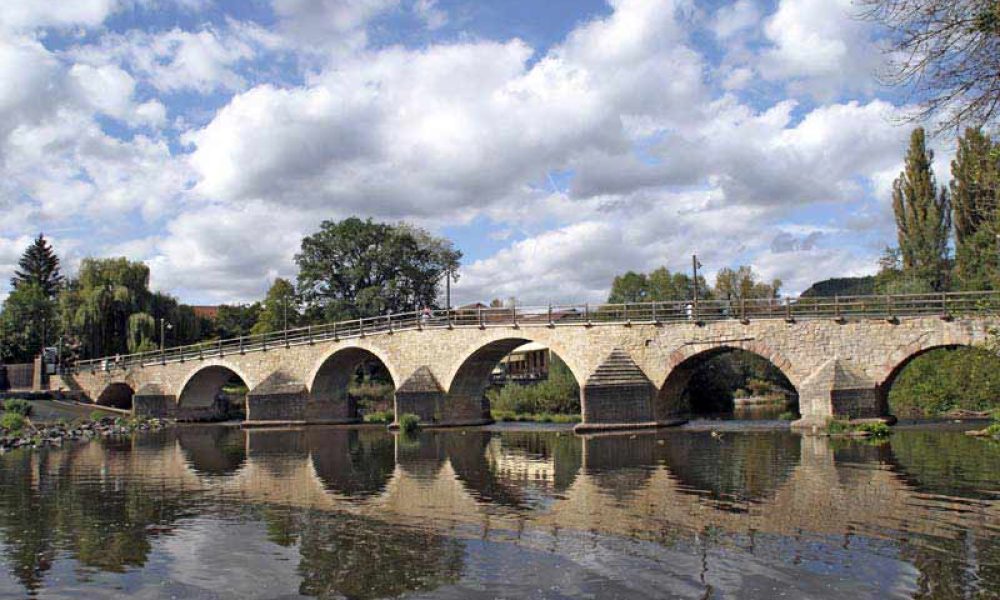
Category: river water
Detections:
[{"x1": 0, "y1": 423, "x2": 996, "y2": 599}]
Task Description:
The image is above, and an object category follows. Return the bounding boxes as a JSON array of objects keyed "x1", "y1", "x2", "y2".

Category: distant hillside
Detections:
[{"x1": 800, "y1": 276, "x2": 876, "y2": 298}]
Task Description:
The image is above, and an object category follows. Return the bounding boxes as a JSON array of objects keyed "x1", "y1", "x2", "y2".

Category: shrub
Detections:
[
  {"x1": 826, "y1": 420, "x2": 852, "y2": 434},
  {"x1": 363, "y1": 410, "x2": 394, "y2": 424},
  {"x1": 856, "y1": 422, "x2": 892, "y2": 437},
  {"x1": 398, "y1": 413, "x2": 420, "y2": 434},
  {"x1": 0, "y1": 412, "x2": 26, "y2": 433},
  {"x1": 486, "y1": 355, "x2": 580, "y2": 415},
  {"x1": 90, "y1": 410, "x2": 107, "y2": 422},
  {"x1": 778, "y1": 411, "x2": 797, "y2": 421},
  {"x1": 888, "y1": 347, "x2": 1000, "y2": 417},
  {"x1": 2, "y1": 399, "x2": 31, "y2": 417},
  {"x1": 982, "y1": 422, "x2": 1000, "y2": 437}
]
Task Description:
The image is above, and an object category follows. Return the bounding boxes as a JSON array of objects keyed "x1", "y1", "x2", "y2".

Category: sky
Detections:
[{"x1": 0, "y1": 0, "x2": 947, "y2": 306}]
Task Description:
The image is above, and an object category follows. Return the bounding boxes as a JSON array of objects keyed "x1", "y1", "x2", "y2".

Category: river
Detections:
[{"x1": 0, "y1": 422, "x2": 996, "y2": 599}]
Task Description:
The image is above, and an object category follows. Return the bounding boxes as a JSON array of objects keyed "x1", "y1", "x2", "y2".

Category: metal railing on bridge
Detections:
[{"x1": 71, "y1": 290, "x2": 1000, "y2": 373}]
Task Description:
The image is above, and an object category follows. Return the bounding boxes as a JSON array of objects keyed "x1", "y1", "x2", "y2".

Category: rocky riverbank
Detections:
[{"x1": 0, "y1": 417, "x2": 170, "y2": 452}]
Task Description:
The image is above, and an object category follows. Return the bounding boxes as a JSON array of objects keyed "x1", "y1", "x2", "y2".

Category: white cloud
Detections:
[
  {"x1": 760, "y1": 0, "x2": 879, "y2": 96},
  {"x1": 711, "y1": 0, "x2": 759, "y2": 40},
  {"x1": 0, "y1": 0, "x2": 118, "y2": 32}
]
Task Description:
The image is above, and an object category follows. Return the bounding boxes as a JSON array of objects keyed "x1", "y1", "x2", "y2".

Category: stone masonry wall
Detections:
[{"x1": 59, "y1": 315, "x2": 1000, "y2": 427}]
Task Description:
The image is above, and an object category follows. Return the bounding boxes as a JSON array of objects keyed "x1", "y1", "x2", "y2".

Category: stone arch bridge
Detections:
[{"x1": 57, "y1": 293, "x2": 1000, "y2": 431}]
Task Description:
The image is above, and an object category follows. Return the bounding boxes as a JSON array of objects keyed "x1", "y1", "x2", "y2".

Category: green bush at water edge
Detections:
[
  {"x1": 0, "y1": 412, "x2": 26, "y2": 433},
  {"x1": 2, "y1": 399, "x2": 31, "y2": 417},
  {"x1": 398, "y1": 413, "x2": 420, "y2": 434},
  {"x1": 363, "y1": 410, "x2": 394, "y2": 424},
  {"x1": 888, "y1": 347, "x2": 1000, "y2": 418},
  {"x1": 486, "y1": 355, "x2": 580, "y2": 416}
]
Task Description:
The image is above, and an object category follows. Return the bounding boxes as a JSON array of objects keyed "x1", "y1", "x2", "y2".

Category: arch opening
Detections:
[
  {"x1": 177, "y1": 365, "x2": 248, "y2": 422},
  {"x1": 659, "y1": 347, "x2": 797, "y2": 421},
  {"x1": 881, "y1": 344, "x2": 1000, "y2": 419},
  {"x1": 450, "y1": 339, "x2": 582, "y2": 423},
  {"x1": 311, "y1": 348, "x2": 396, "y2": 422},
  {"x1": 97, "y1": 382, "x2": 134, "y2": 410}
]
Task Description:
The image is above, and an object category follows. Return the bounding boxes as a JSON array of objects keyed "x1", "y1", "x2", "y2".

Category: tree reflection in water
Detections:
[{"x1": 0, "y1": 425, "x2": 994, "y2": 598}]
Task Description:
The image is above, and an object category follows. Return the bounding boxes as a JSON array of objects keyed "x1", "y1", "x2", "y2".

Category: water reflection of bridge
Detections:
[{"x1": 68, "y1": 427, "x2": 999, "y2": 544}]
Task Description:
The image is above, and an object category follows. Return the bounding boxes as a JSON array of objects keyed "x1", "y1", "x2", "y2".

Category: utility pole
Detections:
[
  {"x1": 446, "y1": 268, "x2": 452, "y2": 311},
  {"x1": 160, "y1": 318, "x2": 172, "y2": 354},
  {"x1": 692, "y1": 254, "x2": 701, "y2": 320}
]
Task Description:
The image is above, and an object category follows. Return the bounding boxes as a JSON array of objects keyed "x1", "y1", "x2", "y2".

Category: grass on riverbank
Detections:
[{"x1": 491, "y1": 410, "x2": 580, "y2": 424}]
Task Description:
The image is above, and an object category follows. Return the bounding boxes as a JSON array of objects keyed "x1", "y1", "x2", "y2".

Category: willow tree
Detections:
[
  {"x1": 126, "y1": 313, "x2": 157, "y2": 353},
  {"x1": 890, "y1": 128, "x2": 952, "y2": 291}
]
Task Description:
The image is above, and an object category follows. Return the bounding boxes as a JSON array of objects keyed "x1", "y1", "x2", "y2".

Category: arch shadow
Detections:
[
  {"x1": 309, "y1": 346, "x2": 397, "y2": 423},
  {"x1": 444, "y1": 337, "x2": 585, "y2": 424},
  {"x1": 96, "y1": 382, "x2": 135, "y2": 410},
  {"x1": 306, "y1": 428, "x2": 396, "y2": 500},
  {"x1": 657, "y1": 345, "x2": 798, "y2": 420},
  {"x1": 177, "y1": 364, "x2": 249, "y2": 422}
]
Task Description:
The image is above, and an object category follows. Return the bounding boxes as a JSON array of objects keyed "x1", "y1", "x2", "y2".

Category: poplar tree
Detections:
[
  {"x1": 891, "y1": 128, "x2": 952, "y2": 291},
  {"x1": 11, "y1": 234, "x2": 63, "y2": 298},
  {"x1": 951, "y1": 128, "x2": 999, "y2": 289}
]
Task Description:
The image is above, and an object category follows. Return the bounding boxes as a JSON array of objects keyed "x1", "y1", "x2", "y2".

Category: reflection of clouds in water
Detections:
[{"x1": 156, "y1": 519, "x2": 302, "y2": 599}]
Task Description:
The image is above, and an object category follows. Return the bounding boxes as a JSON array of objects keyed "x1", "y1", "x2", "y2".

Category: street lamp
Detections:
[{"x1": 159, "y1": 318, "x2": 173, "y2": 353}]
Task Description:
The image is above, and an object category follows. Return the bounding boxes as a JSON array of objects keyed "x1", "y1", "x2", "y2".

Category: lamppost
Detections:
[{"x1": 159, "y1": 318, "x2": 173, "y2": 354}]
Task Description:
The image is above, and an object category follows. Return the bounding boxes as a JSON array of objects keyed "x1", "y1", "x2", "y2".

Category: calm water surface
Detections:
[{"x1": 0, "y1": 423, "x2": 996, "y2": 599}]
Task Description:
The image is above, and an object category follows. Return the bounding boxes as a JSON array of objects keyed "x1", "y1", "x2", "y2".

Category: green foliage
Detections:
[
  {"x1": 889, "y1": 128, "x2": 951, "y2": 292},
  {"x1": 607, "y1": 267, "x2": 709, "y2": 303},
  {"x1": 11, "y1": 234, "x2": 63, "y2": 298},
  {"x1": 251, "y1": 278, "x2": 300, "y2": 335},
  {"x1": 0, "y1": 282, "x2": 56, "y2": 362},
  {"x1": 363, "y1": 410, "x2": 394, "y2": 424},
  {"x1": 951, "y1": 128, "x2": 1000, "y2": 290},
  {"x1": 397, "y1": 413, "x2": 420, "y2": 433},
  {"x1": 686, "y1": 350, "x2": 795, "y2": 414},
  {"x1": 856, "y1": 422, "x2": 892, "y2": 437},
  {"x1": 486, "y1": 356, "x2": 580, "y2": 415},
  {"x1": 888, "y1": 347, "x2": 1000, "y2": 417},
  {"x1": 89, "y1": 411, "x2": 107, "y2": 422},
  {"x1": 57, "y1": 258, "x2": 209, "y2": 361},
  {"x1": 983, "y1": 422, "x2": 1000, "y2": 437},
  {"x1": 826, "y1": 420, "x2": 852, "y2": 434},
  {"x1": 491, "y1": 410, "x2": 580, "y2": 423},
  {"x1": 714, "y1": 265, "x2": 781, "y2": 300},
  {"x1": 0, "y1": 412, "x2": 26, "y2": 433},
  {"x1": 778, "y1": 411, "x2": 797, "y2": 421},
  {"x1": 2, "y1": 399, "x2": 31, "y2": 417},
  {"x1": 214, "y1": 303, "x2": 262, "y2": 339},
  {"x1": 296, "y1": 218, "x2": 461, "y2": 321}
]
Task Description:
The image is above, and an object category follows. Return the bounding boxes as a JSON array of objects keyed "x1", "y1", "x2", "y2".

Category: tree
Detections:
[
  {"x1": 296, "y1": 218, "x2": 461, "y2": 321},
  {"x1": 214, "y1": 303, "x2": 261, "y2": 339},
  {"x1": 890, "y1": 128, "x2": 952, "y2": 291},
  {"x1": 607, "y1": 267, "x2": 710, "y2": 303},
  {"x1": 861, "y1": 0, "x2": 1000, "y2": 131},
  {"x1": 251, "y1": 278, "x2": 300, "y2": 335},
  {"x1": 951, "y1": 128, "x2": 1000, "y2": 288},
  {"x1": 714, "y1": 266, "x2": 781, "y2": 300},
  {"x1": 11, "y1": 234, "x2": 63, "y2": 298},
  {"x1": 0, "y1": 283, "x2": 56, "y2": 362}
]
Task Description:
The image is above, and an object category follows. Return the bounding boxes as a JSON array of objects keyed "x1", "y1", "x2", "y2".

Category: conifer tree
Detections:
[
  {"x1": 891, "y1": 128, "x2": 952, "y2": 291},
  {"x1": 11, "y1": 234, "x2": 63, "y2": 298}
]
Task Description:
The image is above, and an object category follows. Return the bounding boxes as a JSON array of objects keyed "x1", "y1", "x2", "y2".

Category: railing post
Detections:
[
  {"x1": 584, "y1": 303, "x2": 591, "y2": 326},
  {"x1": 387, "y1": 313, "x2": 393, "y2": 334},
  {"x1": 886, "y1": 294, "x2": 894, "y2": 320},
  {"x1": 785, "y1": 297, "x2": 792, "y2": 322},
  {"x1": 512, "y1": 304, "x2": 518, "y2": 328},
  {"x1": 624, "y1": 303, "x2": 630, "y2": 324},
  {"x1": 740, "y1": 296, "x2": 746, "y2": 322},
  {"x1": 447, "y1": 307, "x2": 452, "y2": 329},
  {"x1": 262, "y1": 335, "x2": 267, "y2": 352},
  {"x1": 548, "y1": 304, "x2": 554, "y2": 327},
  {"x1": 284, "y1": 324, "x2": 289, "y2": 348},
  {"x1": 359, "y1": 318, "x2": 365, "y2": 338},
  {"x1": 239, "y1": 336, "x2": 245, "y2": 354},
  {"x1": 478, "y1": 306, "x2": 484, "y2": 329},
  {"x1": 334, "y1": 321, "x2": 339, "y2": 341},
  {"x1": 308, "y1": 325, "x2": 313, "y2": 344},
  {"x1": 652, "y1": 302, "x2": 658, "y2": 324},
  {"x1": 218, "y1": 339, "x2": 223, "y2": 357}
]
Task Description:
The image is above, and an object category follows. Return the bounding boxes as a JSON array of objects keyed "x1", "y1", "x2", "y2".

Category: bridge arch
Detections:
[
  {"x1": 444, "y1": 335, "x2": 586, "y2": 421},
  {"x1": 308, "y1": 343, "x2": 399, "y2": 421},
  {"x1": 176, "y1": 361, "x2": 253, "y2": 421},
  {"x1": 657, "y1": 342, "x2": 798, "y2": 418},
  {"x1": 95, "y1": 382, "x2": 135, "y2": 410}
]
